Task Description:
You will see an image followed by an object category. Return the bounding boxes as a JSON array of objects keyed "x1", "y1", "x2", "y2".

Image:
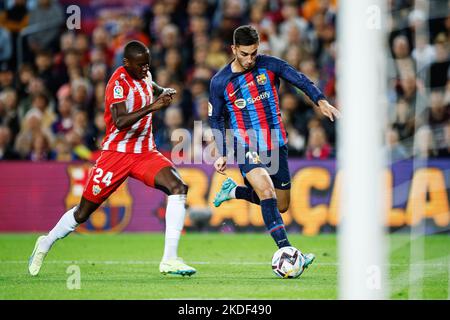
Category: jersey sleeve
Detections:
[
  {"x1": 267, "y1": 55, "x2": 326, "y2": 105},
  {"x1": 208, "y1": 77, "x2": 227, "y2": 156},
  {"x1": 105, "y1": 77, "x2": 131, "y2": 108}
]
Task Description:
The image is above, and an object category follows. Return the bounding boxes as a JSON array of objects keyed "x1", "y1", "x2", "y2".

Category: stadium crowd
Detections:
[{"x1": 0, "y1": 0, "x2": 448, "y2": 162}]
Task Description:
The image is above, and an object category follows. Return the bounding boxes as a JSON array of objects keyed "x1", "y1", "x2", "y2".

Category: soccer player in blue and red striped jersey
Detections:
[{"x1": 209, "y1": 26, "x2": 340, "y2": 267}]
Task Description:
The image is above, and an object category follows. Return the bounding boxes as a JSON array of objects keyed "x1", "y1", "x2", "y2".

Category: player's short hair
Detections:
[
  {"x1": 124, "y1": 41, "x2": 149, "y2": 60},
  {"x1": 233, "y1": 25, "x2": 259, "y2": 46}
]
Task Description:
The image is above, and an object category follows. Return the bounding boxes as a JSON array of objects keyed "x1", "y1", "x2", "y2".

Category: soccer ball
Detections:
[{"x1": 271, "y1": 246, "x2": 305, "y2": 279}]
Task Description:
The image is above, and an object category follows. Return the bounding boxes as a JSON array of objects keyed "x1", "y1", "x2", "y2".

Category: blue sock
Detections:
[
  {"x1": 235, "y1": 186, "x2": 260, "y2": 205},
  {"x1": 260, "y1": 198, "x2": 291, "y2": 248}
]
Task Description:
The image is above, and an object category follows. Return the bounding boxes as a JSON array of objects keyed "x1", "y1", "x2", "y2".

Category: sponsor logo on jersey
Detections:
[
  {"x1": 234, "y1": 98, "x2": 247, "y2": 109},
  {"x1": 113, "y1": 85, "x2": 124, "y2": 99},
  {"x1": 247, "y1": 91, "x2": 270, "y2": 104},
  {"x1": 256, "y1": 74, "x2": 267, "y2": 85},
  {"x1": 229, "y1": 88, "x2": 239, "y2": 97},
  {"x1": 92, "y1": 184, "x2": 102, "y2": 196}
]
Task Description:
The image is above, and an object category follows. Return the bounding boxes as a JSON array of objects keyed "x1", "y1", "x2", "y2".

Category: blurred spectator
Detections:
[
  {"x1": 299, "y1": 58, "x2": 320, "y2": 87},
  {"x1": 14, "y1": 113, "x2": 51, "y2": 158},
  {"x1": 439, "y1": 122, "x2": 450, "y2": 158},
  {"x1": 17, "y1": 76, "x2": 47, "y2": 119},
  {"x1": 92, "y1": 82, "x2": 106, "y2": 112},
  {"x1": 86, "y1": 110, "x2": 106, "y2": 152},
  {"x1": 155, "y1": 67, "x2": 171, "y2": 88},
  {"x1": 111, "y1": 15, "x2": 150, "y2": 68},
  {"x1": 16, "y1": 63, "x2": 35, "y2": 97},
  {"x1": 391, "y1": 98, "x2": 415, "y2": 142},
  {"x1": 392, "y1": 34, "x2": 415, "y2": 80},
  {"x1": 51, "y1": 96, "x2": 74, "y2": 135},
  {"x1": 192, "y1": 95, "x2": 213, "y2": 161},
  {"x1": 144, "y1": 1, "x2": 171, "y2": 44},
  {"x1": 34, "y1": 50, "x2": 60, "y2": 95},
  {"x1": 413, "y1": 125, "x2": 438, "y2": 159},
  {"x1": 427, "y1": 90, "x2": 449, "y2": 154},
  {"x1": 28, "y1": 132, "x2": 51, "y2": 161},
  {"x1": 91, "y1": 27, "x2": 114, "y2": 67},
  {"x1": 213, "y1": 0, "x2": 245, "y2": 46},
  {"x1": 0, "y1": 27, "x2": 12, "y2": 66},
  {"x1": 283, "y1": 45, "x2": 304, "y2": 71},
  {"x1": 0, "y1": 87, "x2": 20, "y2": 139},
  {"x1": 0, "y1": 125, "x2": 20, "y2": 159},
  {"x1": 184, "y1": 12, "x2": 210, "y2": 66},
  {"x1": 71, "y1": 78, "x2": 93, "y2": 114},
  {"x1": 0, "y1": 0, "x2": 29, "y2": 67},
  {"x1": 23, "y1": 92, "x2": 56, "y2": 130},
  {"x1": 186, "y1": 0, "x2": 209, "y2": 19},
  {"x1": 205, "y1": 36, "x2": 229, "y2": 71},
  {"x1": 75, "y1": 33, "x2": 91, "y2": 70},
  {"x1": 49, "y1": 135, "x2": 76, "y2": 161},
  {"x1": 0, "y1": 0, "x2": 29, "y2": 34},
  {"x1": 396, "y1": 73, "x2": 427, "y2": 112},
  {"x1": 302, "y1": 0, "x2": 337, "y2": 23},
  {"x1": 427, "y1": 33, "x2": 450, "y2": 89},
  {"x1": 72, "y1": 110, "x2": 89, "y2": 143},
  {"x1": 412, "y1": 32, "x2": 435, "y2": 68},
  {"x1": 89, "y1": 62, "x2": 108, "y2": 85},
  {"x1": 164, "y1": 48, "x2": 184, "y2": 80},
  {"x1": 305, "y1": 126, "x2": 332, "y2": 160},
  {"x1": 280, "y1": 91, "x2": 306, "y2": 155},
  {"x1": 27, "y1": 0, "x2": 65, "y2": 54},
  {"x1": 0, "y1": 65, "x2": 14, "y2": 90},
  {"x1": 155, "y1": 106, "x2": 186, "y2": 154},
  {"x1": 65, "y1": 129, "x2": 92, "y2": 160},
  {"x1": 385, "y1": 127, "x2": 409, "y2": 163},
  {"x1": 280, "y1": 2, "x2": 309, "y2": 36}
]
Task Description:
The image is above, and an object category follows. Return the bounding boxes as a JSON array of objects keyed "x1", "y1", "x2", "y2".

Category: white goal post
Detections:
[{"x1": 337, "y1": 0, "x2": 388, "y2": 299}]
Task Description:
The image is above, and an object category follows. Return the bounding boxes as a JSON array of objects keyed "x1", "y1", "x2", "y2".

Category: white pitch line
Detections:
[{"x1": 0, "y1": 260, "x2": 449, "y2": 267}]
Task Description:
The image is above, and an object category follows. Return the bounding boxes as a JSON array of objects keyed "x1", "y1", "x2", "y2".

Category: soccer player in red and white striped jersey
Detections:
[{"x1": 28, "y1": 41, "x2": 196, "y2": 277}]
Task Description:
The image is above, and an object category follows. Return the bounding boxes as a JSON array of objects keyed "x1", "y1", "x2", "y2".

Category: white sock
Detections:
[
  {"x1": 39, "y1": 206, "x2": 79, "y2": 252},
  {"x1": 229, "y1": 186, "x2": 237, "y2": 199},
  {"x1": 162, "y1": 194, "x2": 187, "y2": 262}
]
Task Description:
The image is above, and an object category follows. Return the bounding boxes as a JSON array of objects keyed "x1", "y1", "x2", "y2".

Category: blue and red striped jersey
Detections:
[{"x1": 208, "y1": 54, "x2": 326, "y2": 156}]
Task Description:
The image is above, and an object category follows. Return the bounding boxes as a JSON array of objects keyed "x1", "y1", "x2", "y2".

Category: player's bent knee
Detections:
[
  {"x1": 73, "y1": 205, "x2": 94, "y2": 224},
  {"x1": 168, "y1": 182, "x2": 188, "y2": 195},
  {"x1": 278, "y1": 205, "x2": 289, "y2": 213},
  {"x1": 73, "y1": 207, "x2": 88, "y2": 224},
  {"x1": 259, "y1": 188, "x2": 276, "y2": 200}
]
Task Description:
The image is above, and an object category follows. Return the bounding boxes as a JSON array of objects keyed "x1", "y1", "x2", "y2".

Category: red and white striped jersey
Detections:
[{"x1": 101, "y1": 66, "x2": 155, "y2": 153}]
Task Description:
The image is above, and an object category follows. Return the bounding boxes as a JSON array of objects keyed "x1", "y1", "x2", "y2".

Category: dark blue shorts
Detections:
[{"x1": 238, "y1": 145, "x2": 291, "y2": 190}]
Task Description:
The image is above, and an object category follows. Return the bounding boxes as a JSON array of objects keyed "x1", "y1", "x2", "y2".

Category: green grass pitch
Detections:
[{"x1": 0, "y1": 233, "x2": 448, "y2": 299}]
